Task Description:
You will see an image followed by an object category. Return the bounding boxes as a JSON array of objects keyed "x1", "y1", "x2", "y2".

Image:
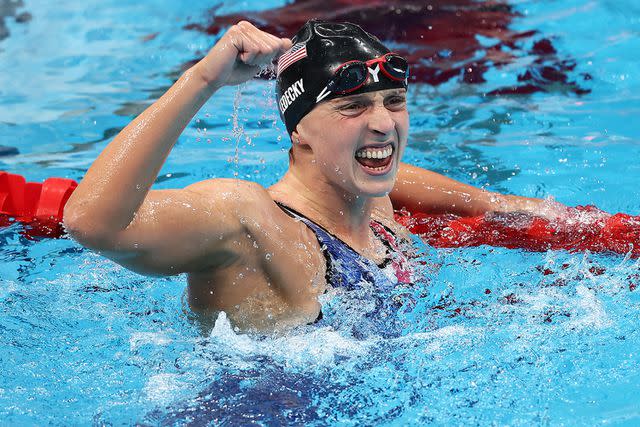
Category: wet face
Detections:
[{"x1": 294, "y1": 88, "x2": 409, "y2": 198}]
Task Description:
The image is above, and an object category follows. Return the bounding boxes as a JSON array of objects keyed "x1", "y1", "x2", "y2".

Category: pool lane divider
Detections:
[
  {"x1": 394, "y1": 207, "x2": 640, "y2": 258},
  {"x1": 0, "y1": 171, "x2": 77, "y2": 238},
  {"x1": 1, "y1": 171, "x2": 639, "y2": 260}
]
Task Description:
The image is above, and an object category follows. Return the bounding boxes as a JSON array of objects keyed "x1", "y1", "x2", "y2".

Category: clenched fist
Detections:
[{"x1": 196, "y1": 21, "x2": 292, "y2": 88}]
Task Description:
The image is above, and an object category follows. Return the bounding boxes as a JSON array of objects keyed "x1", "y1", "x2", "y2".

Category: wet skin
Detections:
[
  {"x1": 64, "y1": 21, "x2": 544, "y2": 333},
  {"x1": 185, "y1": 87, "x2": 413, "y2": 332}
]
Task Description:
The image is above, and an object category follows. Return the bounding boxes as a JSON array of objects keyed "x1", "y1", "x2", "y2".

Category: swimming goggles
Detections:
[{"x1": 326, "y1": 53, "x2": 409, "y2": 95}]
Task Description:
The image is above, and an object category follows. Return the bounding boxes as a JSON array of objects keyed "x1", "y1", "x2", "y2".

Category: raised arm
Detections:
[
  {"x1": 390, "y1": 162, "x2": 544, "y2": 216},
  {"x1": 63, "y1": 22, "x2": 291, "y2": 275}
]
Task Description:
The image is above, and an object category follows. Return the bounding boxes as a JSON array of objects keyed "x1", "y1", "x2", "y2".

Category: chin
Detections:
[{"x1": 353, "y1": 176, "x2": 396, "y2": 198}]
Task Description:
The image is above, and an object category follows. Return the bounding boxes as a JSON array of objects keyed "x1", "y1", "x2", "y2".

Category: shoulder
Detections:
[
  {"x1": 371, "y1": 195, "x2": 412, "y2": 238},
  {"x1": 187, "y1": 178, "x2": 328, "y2": 298},
  {"x1": 184, "y1": 178, "x2": 276, "y2": 216},
  {"x1": 185, "y1": 178, "x2": 269, "y2": 200},
  {"x1": 183, "y1": 178, "x2": 305, "y2": 237}
]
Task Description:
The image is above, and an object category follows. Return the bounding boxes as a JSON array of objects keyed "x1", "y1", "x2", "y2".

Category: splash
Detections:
[
  {"x1": 396, "y1": 202, "x2": 640, "y2": 258},
  {"x1": 208, "y1": 311, "x2": 368, "y2": 367}
]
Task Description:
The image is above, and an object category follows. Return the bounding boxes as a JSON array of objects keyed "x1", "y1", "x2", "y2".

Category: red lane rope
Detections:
[
  {"x1": 395, "y1": 206, "x2": 640, "y2": 257},
  {"x1": 3, "y1": 170, "x2": 639, "y2": 257},
  {"x1": 0, "y1": 172, "x2": 77, "y2": 238}
]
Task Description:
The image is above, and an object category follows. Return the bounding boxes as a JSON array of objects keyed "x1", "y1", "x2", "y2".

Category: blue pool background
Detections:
[{"x1": 1, "y1": 0, "x2": 640, "y2": 424}]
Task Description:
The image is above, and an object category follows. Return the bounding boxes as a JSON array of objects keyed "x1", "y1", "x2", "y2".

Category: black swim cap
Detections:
[{"x1": 275, "y1": 20, "x2": 409, "y2": 135}]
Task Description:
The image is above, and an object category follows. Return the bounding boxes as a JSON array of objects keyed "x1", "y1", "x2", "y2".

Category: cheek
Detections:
[
  {"x1": 318, "y1": 143, "x2": 353, "y2": 168},
  {"x1": 304, "y1": 116, "x2": 346, "y2": 147},
  {"x1": 396, "y1": 111, "x2": 409, "y2": 133},
  {"x1": 313, "y1": 123, "x2": 358, "y2": 161}
]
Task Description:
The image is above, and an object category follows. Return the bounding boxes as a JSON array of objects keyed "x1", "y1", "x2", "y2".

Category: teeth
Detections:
[{"x1": 356, "y1": 146, "x2": 393, "y2": 159}]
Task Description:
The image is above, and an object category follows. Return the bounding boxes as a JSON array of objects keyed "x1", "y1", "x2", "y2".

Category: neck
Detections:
[{"x1": 269, "y1": 167, "x2": 376, "y2": 248}]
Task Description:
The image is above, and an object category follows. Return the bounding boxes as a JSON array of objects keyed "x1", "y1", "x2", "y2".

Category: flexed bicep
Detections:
[{"x1": 70, "y1": 180, "x2": 250, "y2": 276}]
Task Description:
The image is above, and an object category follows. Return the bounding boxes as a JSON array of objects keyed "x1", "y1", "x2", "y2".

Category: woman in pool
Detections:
[{"x1": 64, "y1": 20, "x2": 543, "y2": 331}]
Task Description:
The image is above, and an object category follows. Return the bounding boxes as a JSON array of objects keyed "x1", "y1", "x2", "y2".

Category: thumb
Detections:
[{"x1": 281, "y1": 38, "x2": 293, "y2": 51}]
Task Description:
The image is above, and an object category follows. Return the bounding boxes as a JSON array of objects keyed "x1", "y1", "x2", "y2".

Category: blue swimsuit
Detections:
[{"x1": 277, "y1": 203, "x2": 415, "y2": 337}]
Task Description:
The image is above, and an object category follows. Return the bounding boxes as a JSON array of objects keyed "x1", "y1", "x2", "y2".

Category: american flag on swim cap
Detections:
[{"x1": 276, "y1": 42, "x2": 307, "y2": 76}]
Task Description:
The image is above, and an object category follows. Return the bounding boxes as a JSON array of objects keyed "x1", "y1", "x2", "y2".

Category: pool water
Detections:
[{"x1": 1, "y1": 0, "x2": 640, "y2": 425}]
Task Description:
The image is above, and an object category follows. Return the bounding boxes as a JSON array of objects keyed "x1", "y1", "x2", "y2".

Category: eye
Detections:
[
  {"x1": 385, "y1": 96, "x2": 406, "y2": 110},
  {"x1": 337, "y1": 102, "x2": 366, "y2": 115},
  {"x1": 340, "y1": 102, "x2": 364, "y2": 110}
]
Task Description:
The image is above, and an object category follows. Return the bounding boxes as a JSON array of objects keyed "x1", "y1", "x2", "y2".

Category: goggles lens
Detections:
[
  {"x1": 382, "y1": 54, "x2": 409, "y2": 80},
  {"x1": 332, "y1": 62, "x2": 368, "y2": 93},
  {"x1": 328, "y1": 53, "x2": 408, "y2": 95}
]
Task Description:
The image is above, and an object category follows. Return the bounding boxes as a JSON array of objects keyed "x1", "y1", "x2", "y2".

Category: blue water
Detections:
[{"x1": 1, "y1": 0, "x2": 640, "y2": 425}]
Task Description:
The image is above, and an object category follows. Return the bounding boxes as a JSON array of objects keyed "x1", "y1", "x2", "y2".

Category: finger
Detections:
[
  {"x1": 279, "y1": 37, "x2": 293, "y2": 52},
  {"x1": 244, "y1": 32, "x2": 285, "y2": 66},
  {"x1": 239, "y1": 35, "x2": 270, "y2": 65},
  {"x1": 246, "y1": 30, "x2": 282, "y2": 63},
  {"x1": 265, "y1": 32, "x2": 291, "y2": 52},
  {"x1": 231, "y1": 22, "x2": 292, "y2": 67},
  {"x1": 245, "y1": 25, "x2": 292, "y2": 61},
  {"x1": 230, "y1": 21, "x2": 261, "y2": 63},
  {"x1": 238, "y1": 45, "x2": 259, "y2": 64}
]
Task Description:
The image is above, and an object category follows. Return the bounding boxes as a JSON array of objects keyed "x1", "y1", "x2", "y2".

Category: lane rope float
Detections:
[
  {"x1": 3, "y1": 171, "x2": 638, "y2": 258},
  {"x1": 0, "y1": 171, "x2": 77, "y2": 238}
]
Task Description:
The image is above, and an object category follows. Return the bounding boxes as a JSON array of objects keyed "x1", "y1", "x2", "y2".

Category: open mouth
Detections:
[{"x1": 355, "y1": 144, "x2": 394, "y2": 174}]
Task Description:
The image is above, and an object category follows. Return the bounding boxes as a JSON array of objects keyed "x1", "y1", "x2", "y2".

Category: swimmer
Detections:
[{"x1": 64, "y1": 20, "x2": 544, "y2": 332}]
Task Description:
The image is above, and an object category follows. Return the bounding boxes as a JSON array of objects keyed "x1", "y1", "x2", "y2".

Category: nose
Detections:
[{"x1": 367, "y1": 103, "x2": 395, "y2": 138}]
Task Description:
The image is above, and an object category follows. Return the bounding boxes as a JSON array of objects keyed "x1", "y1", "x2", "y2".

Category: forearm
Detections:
[
  {"x1": 64, "y1": 64, "x2": 216, "y2": 234},
  {"x1": 391, "y1": 163, "x2": 545, "y2": 216}
]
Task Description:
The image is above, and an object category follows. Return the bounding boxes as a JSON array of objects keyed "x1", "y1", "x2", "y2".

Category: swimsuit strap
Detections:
[
  {"x1": 275, "y1": 201, "x2": 415, "y2": 337},
  {"x1": 276, "y1": 202, "x2": 344, "y2": 251},
  {"x1": 370, "y1": 220, "x2": 414, "y2": 284},
  {"x1": 275, "y1": 202, "x2": 394, "y2": 290}
]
